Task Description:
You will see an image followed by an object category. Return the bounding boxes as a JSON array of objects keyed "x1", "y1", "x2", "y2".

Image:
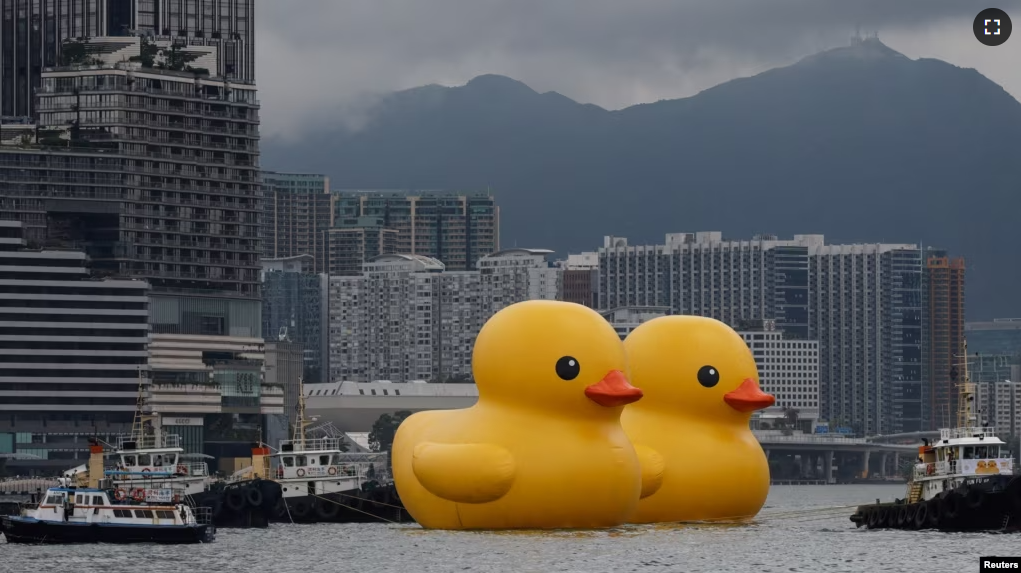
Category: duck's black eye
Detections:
[
  {"x1": 555, "y1": 356, "x2": 580, "y2": 381},
  {"x1": 697, "y1": 365, "x2": 720, "y2": 388}
]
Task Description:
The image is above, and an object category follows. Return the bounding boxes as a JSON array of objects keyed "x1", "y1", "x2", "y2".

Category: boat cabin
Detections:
[
  {"x1": 914, "y1": 426, "x2": 1013, "y2": 479},
  {"x1": 30, "y1": 487, "x2": 197, "y2": 526},
  {"x1": 274, "y1": 438, "x2": 359, "y2": 480}
]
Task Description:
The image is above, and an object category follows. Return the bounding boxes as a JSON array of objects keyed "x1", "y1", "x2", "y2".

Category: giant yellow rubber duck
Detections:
[
  {"x1": 392, "y1": 300, "x2": 648, "y2": 530},
  {"x1": 621, "y1": 315, "x2": 775, "y2": 523}
]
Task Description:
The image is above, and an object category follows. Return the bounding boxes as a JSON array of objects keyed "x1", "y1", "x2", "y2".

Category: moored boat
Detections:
[
  {"x1": 266, "y1": 378, "x2": 413, "y2": 524},
  {"x1": 1, "y1": 485, "x2": 213, "y2": 544},
  {"x1": 850, "y1": 343, "x2": 1019, "y2": 532},
  {"x1": 61, "y1": 380, "x2": 283, "y2": 529}
]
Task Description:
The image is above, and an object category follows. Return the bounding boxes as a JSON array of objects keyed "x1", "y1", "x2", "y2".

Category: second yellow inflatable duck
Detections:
[
  {"x1": 392, "y1": 300, "x2": 648, "y2": 530},
  {"x1": 621, "y1": 315, "x2": 776, "y2": 523}
]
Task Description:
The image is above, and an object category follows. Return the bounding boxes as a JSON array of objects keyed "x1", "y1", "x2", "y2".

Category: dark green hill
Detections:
[{"x1": 264, "y1": 39, "x2": 1021, "y2": 319}]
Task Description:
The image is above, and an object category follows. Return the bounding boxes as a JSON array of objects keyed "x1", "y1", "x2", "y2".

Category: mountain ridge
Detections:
[{"x1": 264, "y1": 40, "x2": 1021, "y2": 319}]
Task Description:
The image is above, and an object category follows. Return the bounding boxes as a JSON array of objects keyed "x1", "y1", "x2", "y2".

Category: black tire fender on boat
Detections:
[
  {"x1": 291, "y1": 498, "x2": 312, "y2": 519},
  {"x1": 943, "y1": 493, "x2": 962, "y2": 520},
  {"x1": 914, "y1": 502, "x2": 928, "y2": 528},
  {"x1": 316, "y1": 498, "x2": 340, "y2": 520},
  {"x1": 927, "y1": 499, "x2": 942, "y2": 526},
  {"x1": 964, "y1": 487, "x2": 986, "y2": 510},
  {"x1": 210, "y1": 497, "x2": 223, "y2": 518},
  {"x1": 897, "y1": 506, "x2": 910, "y2": 528},
  {"x1": 246, "y1": 486, "x2": 264, "y2": 508},
  {"x1": 866, "y1": 508, "x2": 879, "y2": 529},
  {"x1": 1007, "y1": 477, "x2": 1021, "y2": 509},
  {"x1": 225, "y1": 488, "x2": 246, "y2": 512}
]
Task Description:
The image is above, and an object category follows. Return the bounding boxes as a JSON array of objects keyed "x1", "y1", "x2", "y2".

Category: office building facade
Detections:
[
  {"x1": 0, "y1": 0, "x2": 255, "y2": 117},
  {"x1": 261, "y1": 171, "x2": 332, "y2": 272},
  {"x1": 261, "y1": 254, "x2": 326, "y2": 383},
  {"x1": 329, "y1": 249, "x2": 557, "y2": 384},
  {"x1": 0, "y1": 220, "x2": 149, "y2": 472},
  {"x1": 333, "y1": 191, "x2": 500, "y2": 271},
  {"x1": 966, "y1": 319, "x2": 1021, "y2": 357}
]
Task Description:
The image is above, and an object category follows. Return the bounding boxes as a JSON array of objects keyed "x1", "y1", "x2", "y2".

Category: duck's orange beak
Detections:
[
  {"x1": 724, "y1": 378, "x2": 775, "y2": 412},
  {"x1": 585, "y1": 370, "x2": 643, "y2": 408}
]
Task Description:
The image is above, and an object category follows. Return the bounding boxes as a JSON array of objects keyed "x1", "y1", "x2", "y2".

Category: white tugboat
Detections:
[
  {"x1": 268, "y1": 379, "x2": 411, "y2": 523},
  {"x1": 851, "y1": 342, "x2": 1019, "y2": 531},
  {"x1": 1, "y1": 442, "x2": 213, "y2": 544}
]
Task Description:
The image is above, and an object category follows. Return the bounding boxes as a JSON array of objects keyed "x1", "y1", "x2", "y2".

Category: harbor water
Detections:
[{"x1": 2, "y1": 485, "x2": 1011, "y2": 572}]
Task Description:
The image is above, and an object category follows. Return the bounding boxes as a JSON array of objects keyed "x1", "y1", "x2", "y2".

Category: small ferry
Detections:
[
  {"x1": 268, "y1": 379, "x2": 411, "y2": 523},
  {"x1": 1, "y1": 486, "x2": 213, "y2": 544},
  {"x1": 1, "y1": 442, "x2": 213, "y2": 544},
  {"x1": 850, "y1": 344, "x2": 1019, "y2": 531}
]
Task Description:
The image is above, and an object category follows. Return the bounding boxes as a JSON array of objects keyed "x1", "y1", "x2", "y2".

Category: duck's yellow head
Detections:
[
  {"x1": 472, "y1": 300, "x2": 643, "y2": 416},
  {"x1": 625, "y1": 315, "x2": 775, "y2": 422}
]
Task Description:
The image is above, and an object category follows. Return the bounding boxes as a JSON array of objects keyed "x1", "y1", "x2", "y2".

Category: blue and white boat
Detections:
[{"x1": 0, "y1": 485, "x2": 214, "y2": 544}]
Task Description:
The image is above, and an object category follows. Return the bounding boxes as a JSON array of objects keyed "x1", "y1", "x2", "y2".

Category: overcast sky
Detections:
[{"x1": 256, "y1": 0, "x2": 1021, "y2": 140}]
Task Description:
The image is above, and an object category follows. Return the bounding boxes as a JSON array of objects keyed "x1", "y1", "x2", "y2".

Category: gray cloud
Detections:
[{"x1": 256, "y1": 0, "x2": 1021, "y2": 139}]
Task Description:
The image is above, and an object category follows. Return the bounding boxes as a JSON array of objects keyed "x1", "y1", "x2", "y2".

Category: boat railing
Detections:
[
  {"x1": 939, "y1": 426, "x2": 998, "y2": 440},
  {"x1": 914, "y1": 457, "x2": 1015, "y2": 479},
  {"x1": 191, "y1": 506, "x2": 213, "y2": 525},
  {"x1": 278, "y1": 437, "x2": 345, "y2": 452},
  {"x1": 116, "y1": 433, "x2": 182, "y2": 450},
  {"x1": 176, "y1": 461, "x2": 209, "y2": 477}
]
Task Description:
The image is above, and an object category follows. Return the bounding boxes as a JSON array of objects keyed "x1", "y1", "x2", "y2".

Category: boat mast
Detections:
[
  {"x1": 293, "y1": 376, "x2": 307, "y2": 450},
  {"x1": 129, "y1": 368, "x2": 160, "y2": 447},
  {"x1": 956, "y1": 339, "x2": 977, "y2": 429}
]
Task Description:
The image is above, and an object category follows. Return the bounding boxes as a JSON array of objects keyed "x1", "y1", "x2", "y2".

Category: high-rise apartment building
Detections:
[
  {"x1": 325, "y1": 216, "x2": 398, "y2": 276},
  {"x1": 260, "y1": 171, "x2": 332, "y2": 272},
  {"x1": 598, "y1": 232, "x2": 810, "y2": 338},
  {"x1": 0, "y1": 42, "x2": 273, "y2": 458},
  {"x1": 809, "y1": 243, "x2": 924, "y2": 436},
  {"x1": 0, "y1": 220, "x2": 149, "y2": 472},
  {"x1": 261, "y1": 254, "x2": 327, "y2": 383},
  {"x1": 558, "y1": 252, "x2": 598, "y2": 308},
  {"x1": 0, "y1": 0, "x2": 255, "y2": 117},
  {"x1": 329, "y1": 249, "x2": 557, "y2": 383},
  {"x1": 597, "y1": 231, "x2": 924, "y2": 436},
  {"x1": 1, "y1": 60, "x2": 261, "y2": 300},
  {"x1": 975, "y1": 380, "x2": 1021, "y2": 439},
  {"x1": 925, "y1": 251, "x2": 965, "y2": 430},
  {"x1": 333, "y1": 191, "x2": 500, "y2": 271},
  {"x1": 736, "y1": 319, "x2": 820, "y2": 428}
]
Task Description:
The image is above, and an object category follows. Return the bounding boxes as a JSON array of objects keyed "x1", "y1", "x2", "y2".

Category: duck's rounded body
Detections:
[
  {"x1": 621, "y1": 315, "x2": 775, "y2": 523},
  {"x1": 393, "y1": 406, "x2": 641, "y2": 529},
  {"x1": 622, "y1": 408, "x2": 770, "y2": 523},
  {"x1": 392, "y1": 300, "x2": 646, "y2": 530}
]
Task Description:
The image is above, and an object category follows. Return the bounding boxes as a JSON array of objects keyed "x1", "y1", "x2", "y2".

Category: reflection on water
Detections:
[{"x1": 2, "y1": 485, "x2": 1010, "y2": 573}]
